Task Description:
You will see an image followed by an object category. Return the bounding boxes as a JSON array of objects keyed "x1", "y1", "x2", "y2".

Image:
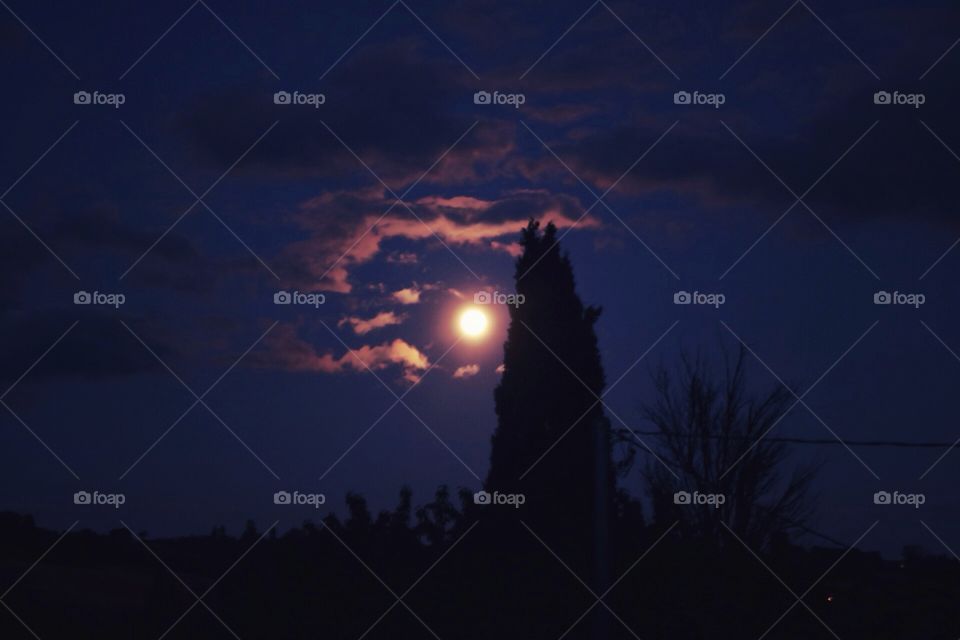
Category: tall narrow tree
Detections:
[{"x1": 487, "y1": 220, "x2": 615, "y2": 574}]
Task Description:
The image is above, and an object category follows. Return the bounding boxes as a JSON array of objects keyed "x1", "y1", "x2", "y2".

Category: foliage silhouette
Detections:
[
  {"x1": 487, "y1": 220, "x2": 616, "y2": 578},
  {"x1": 628, "y1": 345, "x2": 818, "y2": 549}
]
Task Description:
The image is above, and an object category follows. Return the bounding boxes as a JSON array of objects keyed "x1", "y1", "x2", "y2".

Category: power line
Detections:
[{"x1": 620, "y1": 429, "x2": 960, "y2": 449}]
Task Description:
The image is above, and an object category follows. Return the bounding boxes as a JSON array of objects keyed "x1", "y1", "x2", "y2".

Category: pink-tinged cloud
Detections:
[
  {"x1": 338, "y1": 311, "x2": 405, "y2": 335},
  {"x1": 414, "y1": 195, "x2": 493, "y2": 213},
  {"x1": 453, "y1": 364, "x2": 480, "y2": 379},
  {"x1": 490, "y1": 240, "x2": 522, "y2": 257},
  {"x1": 253, "y1": 324, "x2": 429, "y2": 382},
  {"x1": 495, "y1": 363, "x2": 506, "y2": 374},
  {"x1": 392, "y1": 287, "x2": 421, "y2": 304},
  {"x1": 276, "y1": 189, "x2": 600, "y2": 293}
]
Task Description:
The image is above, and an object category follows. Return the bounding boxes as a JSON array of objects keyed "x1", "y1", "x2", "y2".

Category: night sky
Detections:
[{"x1": 1, "y1": 0, "x2": 959, "y2": 557}]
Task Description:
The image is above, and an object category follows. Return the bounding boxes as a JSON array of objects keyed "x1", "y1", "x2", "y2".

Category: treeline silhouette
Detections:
[
  {"x1": 2, "y1": 222, "x2": 958, "y2": 639},
  {"x1": 0, "y1": 503, "x2": 957, "y2": 638}
]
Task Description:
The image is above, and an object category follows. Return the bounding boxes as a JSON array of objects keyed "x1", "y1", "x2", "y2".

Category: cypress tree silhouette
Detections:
[{"x1": 486, "y1": 220, "x2": 615, "y2": 574}]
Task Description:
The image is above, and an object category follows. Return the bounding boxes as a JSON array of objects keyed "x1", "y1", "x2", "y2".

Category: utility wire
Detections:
[{"x1": 620, "y1": 429, "x2": 960, "y2": 449}]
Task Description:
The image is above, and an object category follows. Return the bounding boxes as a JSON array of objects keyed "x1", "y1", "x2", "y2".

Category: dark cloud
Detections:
[
  {"x1": 27, "y1": 203, "x2": 260, "y2": 294},
  {"x1": 0, "y1": 311, "x2": 175, "y2": 384},
  {"x1": 0, "y1": 218, "x2": 50, "y2": 299},
  {"x1": 181, "y1": 40, "x2": 480, "y2": 183},
  {"x1": 518, "y1": 62, "x2": 960, "y2": 227},
  {"x1": 51, "y1": 207, "x2": 200, "y2": 263}
]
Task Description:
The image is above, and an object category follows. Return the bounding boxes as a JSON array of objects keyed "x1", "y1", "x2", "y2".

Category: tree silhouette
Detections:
[
  {"x1": 486, "y1": 220, "x2": 616, "y2": 575},
  {"x1": 634, "y1": 345, "x2": 818, "y2": 549}
]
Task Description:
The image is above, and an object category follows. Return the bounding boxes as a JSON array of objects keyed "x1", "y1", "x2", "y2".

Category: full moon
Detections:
[{"x1": 458, "y1": 307, "x2": 490, "y2": 339}]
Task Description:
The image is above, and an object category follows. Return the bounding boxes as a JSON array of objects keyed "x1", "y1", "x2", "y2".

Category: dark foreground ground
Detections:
[{"x1": 1, "y1": 509, "x2": 957, "y2": 639}]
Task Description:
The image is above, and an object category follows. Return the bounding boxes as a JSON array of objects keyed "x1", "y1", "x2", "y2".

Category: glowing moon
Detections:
[{"x1": 458, "y1": 307, "x2": 490, "y2": 339}]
